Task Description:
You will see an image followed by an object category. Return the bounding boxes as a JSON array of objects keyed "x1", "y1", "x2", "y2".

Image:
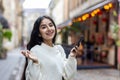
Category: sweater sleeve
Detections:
[
  {"x1": 57, "y1": 45, "x2": 77, "y2": 80},
  {"x1": 25, "y1": 47, "x2": 42, "y2": 80}
]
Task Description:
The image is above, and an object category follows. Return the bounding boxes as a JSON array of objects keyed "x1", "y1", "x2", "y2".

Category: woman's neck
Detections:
[{"x1": 43, "y1": 40, "x2": 53, "y2": 47}]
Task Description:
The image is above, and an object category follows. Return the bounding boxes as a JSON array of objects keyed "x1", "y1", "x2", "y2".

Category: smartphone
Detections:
[
  {"x1": 76, "y1": 35, "x2": 84, "y2": 47},
  {"x1": 72, "y1": 35, "x2": 84, "y2": 54}
]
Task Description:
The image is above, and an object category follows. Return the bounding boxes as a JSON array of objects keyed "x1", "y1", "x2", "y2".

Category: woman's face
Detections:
[{"x1": 39, "y1": 18, "x2": 56, "y2": 42}]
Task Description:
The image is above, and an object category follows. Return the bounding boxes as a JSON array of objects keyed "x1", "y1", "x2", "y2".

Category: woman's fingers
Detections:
[
  {"x1": 70, "y1": 47, "x2": 77, "y2": 57},
  {"x1": 27, "y1": 50, "x2": 31, "y2": 54},
  {"x1": 27, "y1": 53, "x2": 38, "y2": 63},
  {"x1": 21, "y1": 50, "x2": 27, "y2": 56},
  {"x1": 21, "y1": 50, "x2": 38, "y2": 63},
  {"x1": 71, "y1": 46, "x2": 83, "y2": 56},
  {"x1": 21, "y1": 50, "x2": 31, "y2": 58},
  {"x1": 72, "y1": 46, "x2": 79, "y2": 52}
]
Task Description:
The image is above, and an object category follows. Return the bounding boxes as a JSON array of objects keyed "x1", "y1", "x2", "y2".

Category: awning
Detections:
[
  {"x1": 74, "y1": 0, "x2": 113, "y2": 19},
  {"x1": 57, "y1": 0, "x2": 114, "y2": 29},
  {"x1": 0, "y1": 14, "x2": 9, "y2": 29},
  {"x1": 57, "y1": 19, "x2": 72, "y2": 28}
]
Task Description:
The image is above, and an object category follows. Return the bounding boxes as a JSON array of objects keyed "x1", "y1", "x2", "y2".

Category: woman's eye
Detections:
[
  {"x1": 41, "y1": 25, "x2": 46, "y2": 29},
  {"x1": 49, "y1": 24, "x2": 53, "y2": 27}
]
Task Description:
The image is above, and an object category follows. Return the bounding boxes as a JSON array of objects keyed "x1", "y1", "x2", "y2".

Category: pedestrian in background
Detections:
[{"x1": 21, "y1": 16, "x2": 81, "y2": 80}]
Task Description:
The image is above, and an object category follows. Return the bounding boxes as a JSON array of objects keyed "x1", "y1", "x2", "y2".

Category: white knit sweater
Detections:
[{"x1": 25, "y1": 43, "x2": 77, "y2": 80}]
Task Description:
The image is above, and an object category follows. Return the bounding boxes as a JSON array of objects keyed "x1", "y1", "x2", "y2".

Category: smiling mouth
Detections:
[{"x1": 46, "y1": 31, "x2": 54, "y2": 35}]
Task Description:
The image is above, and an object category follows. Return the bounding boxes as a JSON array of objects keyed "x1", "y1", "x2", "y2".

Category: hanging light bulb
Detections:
[
  {"x1": 108, "y1": 3, "x2": 113, "y2": 8},
  {"x1": 91, "y1": 12, "x2": 95, "y2": 17},
  {"x1": 104, "y1": 5, "x2": 109, "y2": 10}
]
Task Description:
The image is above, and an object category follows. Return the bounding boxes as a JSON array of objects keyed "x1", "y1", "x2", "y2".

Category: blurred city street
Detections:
[
  {"x1": 0, "y1": 47, "x2": 120, "y2": 80},
  {"x1": 0, "y1": 0, "x2": 120, "y2": 80}
]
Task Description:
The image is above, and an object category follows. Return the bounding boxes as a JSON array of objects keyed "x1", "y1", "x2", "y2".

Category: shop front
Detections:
[{"x1": 70, "y1": 0, "x2": 119, "y2": 69}]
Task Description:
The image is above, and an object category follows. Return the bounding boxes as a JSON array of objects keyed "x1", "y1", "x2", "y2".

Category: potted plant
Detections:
[
  {"x1": 0, "y1": 23, "x2": 12, "y2": 59},
  {"x1": 58, "y1": 22, "x2": 88, "y2": 44}
]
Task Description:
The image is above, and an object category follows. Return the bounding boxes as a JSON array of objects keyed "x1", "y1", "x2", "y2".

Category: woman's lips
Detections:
[{"x1": 46, "y1": 31, "x2": 54, "y2": 36}]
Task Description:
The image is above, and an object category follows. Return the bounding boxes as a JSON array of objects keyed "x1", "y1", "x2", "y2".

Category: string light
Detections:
[
  {"x1": 73, "y1": 3, "x2": 113, "y2": 22},
  {"x1": 104, "y1": 5, "x2": 109, "y2": 10}
]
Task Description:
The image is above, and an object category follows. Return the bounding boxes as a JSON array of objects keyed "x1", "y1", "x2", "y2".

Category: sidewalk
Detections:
[
  {"x1": 74, "y1": 69, "x2": 120, "y2": 80},
  {"x1": 0, "y1": 48, "x2": 25, "y2": 80}
]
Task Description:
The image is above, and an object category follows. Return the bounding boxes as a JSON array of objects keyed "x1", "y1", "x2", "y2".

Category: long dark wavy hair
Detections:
[
  {"x1": 27, "y1": 16, "x2": 57, "y2": 50},
  {"x1": 22, "y1": 16, "x2": 57, "y2": 80}
]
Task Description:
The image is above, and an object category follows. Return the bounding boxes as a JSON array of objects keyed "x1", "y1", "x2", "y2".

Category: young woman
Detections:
[{"x1": 21, "y1": 16, "x2": 81, "y2": 80}]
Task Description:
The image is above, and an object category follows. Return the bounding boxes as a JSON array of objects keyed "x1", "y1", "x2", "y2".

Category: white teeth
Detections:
[
  {"x1": 46, "y1": 32, "x2": 53, "y2": 35},
  {"x1": 47, "y1": 31, "x2": 53, "y2": 34}
]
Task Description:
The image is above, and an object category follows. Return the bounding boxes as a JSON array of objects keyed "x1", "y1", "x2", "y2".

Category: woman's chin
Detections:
[{"x1": 46, "y1": 37, "x2": 54, "y2": 41}]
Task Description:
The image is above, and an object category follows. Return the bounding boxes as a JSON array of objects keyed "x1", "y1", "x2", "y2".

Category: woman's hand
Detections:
[
  {"x1": 21, "y1": 50, "x2": 38, "y2": 63},
  {"x1": 70, "y1": 45, "x2": 83, "y2": 57}
]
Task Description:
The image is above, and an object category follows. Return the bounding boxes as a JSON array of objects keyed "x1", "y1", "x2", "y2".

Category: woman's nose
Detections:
[{"x1": 47, "y1": 26, "x2": 51, "y2": 30}]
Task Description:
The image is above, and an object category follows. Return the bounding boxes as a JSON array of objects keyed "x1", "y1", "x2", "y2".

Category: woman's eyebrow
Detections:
[
  {"x1": 40, "y1": 24, "x2": 46, "y2": 26},
  {"x1": 49, "y1": 22, "x2": 53, "y2": 25},
  {"x1": 40, "y1": 22, "x2": 53, "y2": 26}
]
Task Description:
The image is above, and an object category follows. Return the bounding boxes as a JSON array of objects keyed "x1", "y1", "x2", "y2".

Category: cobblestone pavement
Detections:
[{"x1": 74, "y1": 69, "x2": 120, "y2": 80}]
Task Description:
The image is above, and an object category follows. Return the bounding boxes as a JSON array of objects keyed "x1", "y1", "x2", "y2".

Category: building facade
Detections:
[
  {"x1": 51, "y1": 0, "x2": 120, "y2": 69},
  {"x1": 2, "y1": 0, "x2": 23, "y2": 49}
]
